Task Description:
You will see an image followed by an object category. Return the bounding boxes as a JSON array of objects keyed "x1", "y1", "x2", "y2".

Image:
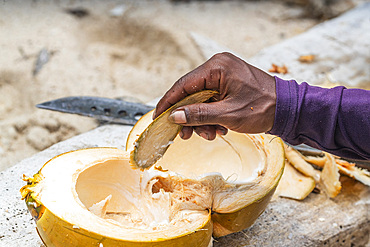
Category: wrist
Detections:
[{"x1": 264, "y1": 75, "x2": 277, "y2": 132}]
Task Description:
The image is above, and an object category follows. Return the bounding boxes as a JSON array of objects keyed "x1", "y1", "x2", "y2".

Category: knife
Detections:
[{"x1": 36, "y1": 96, "x2": 154, "y2": 125}]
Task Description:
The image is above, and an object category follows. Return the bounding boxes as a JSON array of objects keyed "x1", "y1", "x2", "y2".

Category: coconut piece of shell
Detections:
[
  {"x1": 336, "y1": 159, "x2": 370, "y2": 186},
  {"x1": 275, "y1": 161, "x2": 316, "y2": 200},
  {"x1": 303, "y1": 153, "x2": 370, "y2": 186},
  {"x1": 302, "y1": 155, "x2": 326, "y2": 168},
  {"x1": 130, "y1": 90, "x2": 218, "y2": 170},
  {"x1": 320, "y1": 152, "x2": 342, "y2": 198},
  {"x1": 284, "y1": 145, "x2": 321, "y2": 182}
]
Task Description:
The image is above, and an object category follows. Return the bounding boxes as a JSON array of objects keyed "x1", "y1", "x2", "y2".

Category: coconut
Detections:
[
  {"x1": 21, "y1": 148, "x2": 213, "y2": 246},
  {"x1": 126, "y1": 108, "x2": 285, "y2": 237},
  {"x1": 21, "y1": 97, "x2": 285, "y2": 246}
]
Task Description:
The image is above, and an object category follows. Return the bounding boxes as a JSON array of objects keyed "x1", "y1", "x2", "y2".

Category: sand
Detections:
[{"x1": 0, "y1": 0, "x2": 359, "y2": 171}]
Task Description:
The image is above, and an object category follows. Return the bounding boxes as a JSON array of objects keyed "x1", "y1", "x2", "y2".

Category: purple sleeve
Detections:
[{"x1": 268, "y1": 76, "x2": 370, "y2": 160}]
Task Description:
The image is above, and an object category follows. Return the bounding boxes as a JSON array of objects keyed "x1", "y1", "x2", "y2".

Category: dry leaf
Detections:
[
  {"x1": 268, "y1": 64, "x2": 288, "y2": 74},
  {"x1": 298, "y1": 54, "x2": 315, "y2": 63}
]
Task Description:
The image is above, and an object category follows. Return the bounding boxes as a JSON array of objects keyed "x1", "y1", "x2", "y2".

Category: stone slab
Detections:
[
  {"x1": 0, "y1": 124, "x2": 368, "y2": 247},
  {"x1": 1, "y1": 3, "x2": 369, "y2": 247}
]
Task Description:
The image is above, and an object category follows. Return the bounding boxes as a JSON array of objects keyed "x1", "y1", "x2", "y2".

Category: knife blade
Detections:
[{"x1": 36, "y1": 96, "x2": 155, "y2": 125}]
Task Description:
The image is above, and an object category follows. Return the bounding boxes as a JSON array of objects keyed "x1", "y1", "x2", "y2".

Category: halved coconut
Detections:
[
  {"x1": 127, "y1": 110, "x2": 285, "y2": 237},
  {"x1": 21, "y1": 110, "x2": 284, "y2": 246},
  {"x1": 21, "y1": 148, "x2": 213, "y2": 247}
]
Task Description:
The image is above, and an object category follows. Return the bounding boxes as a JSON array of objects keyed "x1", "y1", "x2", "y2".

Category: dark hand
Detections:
[{"x1": 154, "y1": 52, "x2": 276, "y2": 140}]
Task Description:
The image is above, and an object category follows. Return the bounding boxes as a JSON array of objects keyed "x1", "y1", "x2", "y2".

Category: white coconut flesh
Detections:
[
  {"x1": 153, "y1": 132, "x2": 265, "y2": 183},
  {"x1": 30, "y1": 132, "x2": 271, "y2": 241}
]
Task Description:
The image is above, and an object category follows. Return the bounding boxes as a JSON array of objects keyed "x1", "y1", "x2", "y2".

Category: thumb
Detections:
[{"x1": 169, "y1": 102, "x2": 223, "y2": 126}]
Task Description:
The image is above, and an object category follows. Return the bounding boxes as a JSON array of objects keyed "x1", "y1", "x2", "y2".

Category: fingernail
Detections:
[
  {"x1": 169, "y1": 110, "x2": 187, "y2": 124},
  {"x1": 152, "y1": 109, "x2": 157, "y2": 120},
  {"x1": 216, "y1": 128, "x2": 228, "y2": 135},
  {"x1": 200, "y1": 132, "x2": 209, "y2": 140}
]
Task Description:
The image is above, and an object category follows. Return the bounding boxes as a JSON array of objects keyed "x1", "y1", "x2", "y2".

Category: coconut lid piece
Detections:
[{"x1": 130, "y1": 90, "x2": 218, "y2": 169}]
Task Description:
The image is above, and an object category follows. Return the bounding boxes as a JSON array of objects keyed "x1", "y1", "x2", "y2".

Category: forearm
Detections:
[{"x1": 268, "y1": 77, "x2": 370, "y2": 160}]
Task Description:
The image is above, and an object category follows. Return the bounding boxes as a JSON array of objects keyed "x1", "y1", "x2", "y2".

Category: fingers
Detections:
[
  {"x1": 170, "y1": 100, "x2": 229, "y2": 141},
  {"x1": 179, "y1": 125, "x2": 227, "y2": 141},
  {"x1": 195, "y1": 125, "x2": 228, "y2": 140},
  {"x1": 179, "y1": 126, "x2": 193, "y2": 140},
  {"x1": 169, "y1": 101, "x2": 224, "y2": 126},
  {"x1": 215, "y1": 125, "x2": 228, "y2": 136},
  {"x1": 194, "y1": 125, "x2": 217, "y2": 140}
]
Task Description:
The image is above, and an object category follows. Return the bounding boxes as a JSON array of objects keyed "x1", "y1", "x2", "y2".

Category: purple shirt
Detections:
[{"x1": 268, "y1": 77, "x2": 370, "y2": 160}]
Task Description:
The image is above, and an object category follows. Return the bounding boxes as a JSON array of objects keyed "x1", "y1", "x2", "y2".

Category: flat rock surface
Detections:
[
  {"x1": 0, "y1": 124, "x2": 368, "y2": 247},
  {"x1": 1, "y1": 3, "x2": 369, "y2": 247}
]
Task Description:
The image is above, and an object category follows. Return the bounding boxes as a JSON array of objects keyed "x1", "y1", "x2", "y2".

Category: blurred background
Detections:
[{"x1": 0, "y1": 0, "x2": 365, "y2": 171}]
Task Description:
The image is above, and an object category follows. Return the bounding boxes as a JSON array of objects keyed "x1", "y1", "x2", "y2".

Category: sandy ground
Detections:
[{"x1": 0, "y1": 0, "x2": 361, "y2": 171}]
